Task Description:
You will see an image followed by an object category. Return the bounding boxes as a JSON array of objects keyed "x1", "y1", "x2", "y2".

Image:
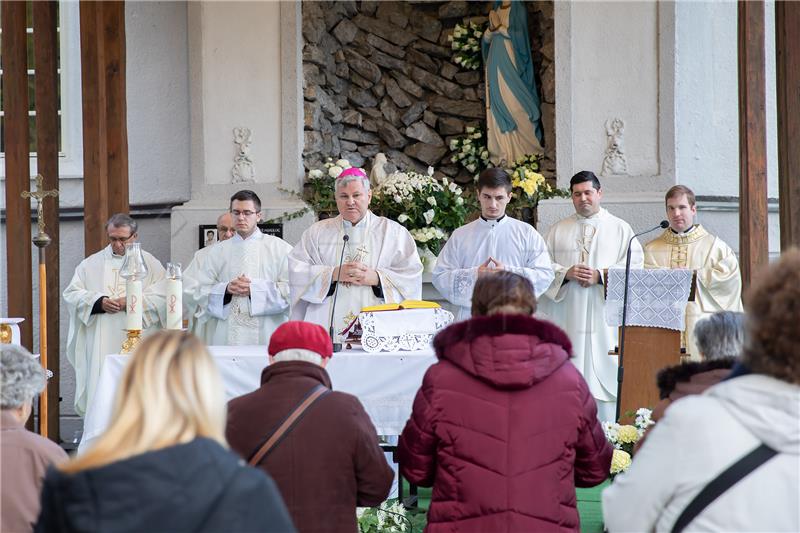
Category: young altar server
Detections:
[
  {"x1": 63, "y1": 214, "x2": 165, "y2": 416},
  {"x1": 433, "y1": 167, "x2": 553, "y2": 320},
  {"x1": 538, "y1": 171, "x2": 643, "y2": 422},
  {"x1": 192, "y1": 190, "x2": 293, "y2": 345},
  {"x1": 288, "y1": 167, "x2": 422, "y2": 340},
  {"x1": 643, "y1": 185, "x2": 743, "y2": 359}
]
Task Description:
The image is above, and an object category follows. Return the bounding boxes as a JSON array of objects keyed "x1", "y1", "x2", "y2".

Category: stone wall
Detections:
[{"x1": 302, "y1": 0, "x2": 555, "y2": 184}]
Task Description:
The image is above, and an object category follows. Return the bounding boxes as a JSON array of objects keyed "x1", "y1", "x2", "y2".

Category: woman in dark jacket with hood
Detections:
[
  {"x1": 35, "y1": 331, "x2": 295, "y2": 533},
  {"x1": 399, "y1": 271, "x2": 612, "y2": 532}
]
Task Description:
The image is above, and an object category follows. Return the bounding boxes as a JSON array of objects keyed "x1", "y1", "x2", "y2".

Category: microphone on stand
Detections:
[
  {"x1": 614, "y1": 219, "x2": 669, "y2": 422},
  {"x1": 329, "y1": 234, "x2": 349, "y2": 353}
]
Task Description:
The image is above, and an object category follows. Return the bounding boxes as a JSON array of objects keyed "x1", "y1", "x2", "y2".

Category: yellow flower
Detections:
[
  {"x1": 617, "y1": 425, "x2": 640, "y2": 444},
  {"x1": 610, "y1": 449, "x2": 632, "y2": 474}
]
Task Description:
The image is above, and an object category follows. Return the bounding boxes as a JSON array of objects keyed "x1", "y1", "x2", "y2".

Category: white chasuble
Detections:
[
  {"x1": 195, "y1": 231, "x2": 292, "y2": 346},
  {"x1": 289, "y1": 211, "x2": 423, "y2": 340},
  {"x1": 433, "y1": 216, "x2": 554, "y2": 321},
  {"x1": 63, "y1": 245, "x2": 165, "y2": 416},
  {"x1": 538, "y1": 208, "x2": 643, "y2": 406},
  {"x1": 644, "y1": 225, "x2": 743, "y2": 360}
]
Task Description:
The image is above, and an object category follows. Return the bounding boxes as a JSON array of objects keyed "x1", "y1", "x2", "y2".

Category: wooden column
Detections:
[
  {"x1": 80, "y1": 1, "x2": 129, "y2": 255},
  {"x1": 1, "y1": 1, "x2": 34, "y2": 350},
  {"x1": 738, "y1": 1, "x2": 769, "y2": 287},
  {"x1": 776, "y1": 2, "x2": 800, "y2": 249},
  {"x1": 33, "y1": 0, "x2": 61, "y2": 440}
]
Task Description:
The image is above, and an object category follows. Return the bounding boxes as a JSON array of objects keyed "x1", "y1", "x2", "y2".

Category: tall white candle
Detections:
[
  {"x1": 166, "y1": 278, "x2": 183, "y2": 330},
  {"x1": 125, "y1": 280, "x2": 143, "y2": 331}
]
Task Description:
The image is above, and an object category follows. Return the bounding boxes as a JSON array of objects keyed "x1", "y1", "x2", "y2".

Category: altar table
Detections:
[{"x1": 79, "y1": 346, "x2": 437, "y2": 454}]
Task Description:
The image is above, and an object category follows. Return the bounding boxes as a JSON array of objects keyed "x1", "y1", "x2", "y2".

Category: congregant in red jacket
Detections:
[{"x1": 399, "y1": 270, "x2": 613, "y2": 532}]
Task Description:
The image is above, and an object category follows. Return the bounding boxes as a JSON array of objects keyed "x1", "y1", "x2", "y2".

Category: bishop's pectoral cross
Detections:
[{"x1": 21, "y1": 174, "x2": 59, "y2": 243}]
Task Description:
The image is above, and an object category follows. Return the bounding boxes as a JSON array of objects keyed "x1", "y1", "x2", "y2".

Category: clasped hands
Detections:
[
  {"x1": 566, "y1": 264, "x2": 601, "y2": 288},
  {"x1": 101, "y1": 296, "x2": 127, "y2": 314},
  {"x1": 333, "y1": 262, "x2": 379, "y2": 286},
  {"x1": 226, "y1": 274, "x2": 252, "y2": 296},
  {"x1": 477, "y1": 256, "x2": 505, "y2": 275}
]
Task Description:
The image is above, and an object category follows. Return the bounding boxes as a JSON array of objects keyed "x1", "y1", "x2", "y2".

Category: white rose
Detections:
[
  {"x1": 427, "y1": 166, "x2": 435, "y2": 176},
  {"x1": 393, "y1": 195, "x2": 402, "y2": 203},
  {"x1": 328, "y1": 165, "x2": 343, "y2": 178},
  {"x1": 448, "y1": 182, "x2": 458, "y2": 192},
  {"x1": 424, "y1": 209, "x2": 435, "y2": 224},
  {"x1": 456, "y1": 196, "x2": 464, "y2": 205},
  {"x1": 398, "y1": 214, "x2": 409, "y2": 223},
  {"x1": 336, "y1": 159, "x2": 351, "y2": 169},
  {"x1": 309, "y1": 169, "x2": 323, "y2": 179},
  {"x1": 427, "y1": 196, "x2": 437, "y2": 206}
]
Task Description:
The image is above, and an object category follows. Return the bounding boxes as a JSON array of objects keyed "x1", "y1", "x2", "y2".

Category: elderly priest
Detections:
[
  {"x1": 289, "y1": 168, "x2": 422, "y2": 339},
  {"x1": 63, "y1": 214, "x2": 165, "y2": 416}
]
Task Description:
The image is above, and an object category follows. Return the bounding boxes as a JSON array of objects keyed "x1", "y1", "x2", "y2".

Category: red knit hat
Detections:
[{"x1": 268, "y1": 321, "x2": 333, "y2": 359}]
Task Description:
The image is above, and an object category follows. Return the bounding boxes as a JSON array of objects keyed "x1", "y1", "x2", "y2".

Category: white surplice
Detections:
[
  {"x1": 194, "y1": 231, "x2": 292, "y2": 345},
  {"x1": 289, "y1": 211, "x2": 423, "y2": 340},
  {"x1": 537, "y1": 208, "x2": 643, "y2": 418},
  {"x1": 182, "y1": 244, "x2": 216, "y2": 344},
  {"x1": 63, "y1": 245, "x2": 165, "y2": 416},
  {"x1": 432, "y1": 215, "x2": 554, "y2": 321}
]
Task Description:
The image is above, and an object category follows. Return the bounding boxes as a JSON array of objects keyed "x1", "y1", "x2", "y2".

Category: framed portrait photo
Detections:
[{"x1": 199, "y1": 225, "x2": 218, "y2": 249}]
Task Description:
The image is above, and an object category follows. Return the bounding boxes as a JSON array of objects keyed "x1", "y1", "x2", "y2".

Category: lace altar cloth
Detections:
[
  {"x1": 357, "y1": 308, "x2": 454, "y2": 353},
  {"x1": 605, "y1": 268, "x2": 693, "y2": 331}
]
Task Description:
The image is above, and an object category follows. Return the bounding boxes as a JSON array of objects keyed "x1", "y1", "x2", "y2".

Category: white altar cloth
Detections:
[{"x1": 79, "y1": 345, "x2": 437, "y2": 454}]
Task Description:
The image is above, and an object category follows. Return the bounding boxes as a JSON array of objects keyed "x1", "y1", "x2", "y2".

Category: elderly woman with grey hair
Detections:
[
  {"x1": 649, "y1": 311, "x2": 744, "y2": 421},
  {"x1": 1, "y1": 345, "x2": 67, "y2": 532}
]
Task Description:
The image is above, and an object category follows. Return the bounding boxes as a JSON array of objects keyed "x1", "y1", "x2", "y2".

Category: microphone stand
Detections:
[
  {"x1": 614, "y1": 220, "x2": 669, "y2": 422},
  {"x1": 329, "y1": 234, "x2": 349, "y2": 353}
]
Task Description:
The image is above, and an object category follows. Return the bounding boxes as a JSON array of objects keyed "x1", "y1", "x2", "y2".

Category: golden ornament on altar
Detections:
[{"x1": 120, "y1": 330, "x2": 142, "y2": 354}]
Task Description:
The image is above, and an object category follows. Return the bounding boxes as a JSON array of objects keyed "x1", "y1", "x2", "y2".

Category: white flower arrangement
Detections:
[
  {"x1": 602, "y1": 408, "x2": 655, "y2": 477},
  {"x1": 449, "y1": 21, "x2": 485, "y2": 71},
  {"x1": 356, "y1": 500, "x2": 409, "y2": 533},
  {"x1": 449, "y1": 126, "x2": 490, "y2": 175}
]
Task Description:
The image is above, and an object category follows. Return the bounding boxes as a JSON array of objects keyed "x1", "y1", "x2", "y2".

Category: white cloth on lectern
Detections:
[
  {"x1": 432, "y1": 216, "x2": 554, "y2": 321},
  {"x1": 604, "y1": 268, "x2": 694, "y2": 331}
]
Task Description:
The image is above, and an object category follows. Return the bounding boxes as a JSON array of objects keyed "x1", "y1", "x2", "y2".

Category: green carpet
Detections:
[{"x1": 400, "y1": 480, "x2": 609, "y2": 532}]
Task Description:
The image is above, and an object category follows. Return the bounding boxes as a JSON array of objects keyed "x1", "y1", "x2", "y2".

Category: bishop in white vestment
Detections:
[
  {"x1": 193, "y1": 191, "x2": 293, "y2": 346},
  {"x1": 433, "y1": 168, "x2": 553, "y2": 320},
  {"x1": 538, "y1": 173, "x2": 643, "y2": 422},
  {"x1": 63, "y1": 215, "x2": 165, "y2": 416},
  {"x1": 643, "y1": 186, "x2": 743, "y2": 359},
  {"x1": 289, "y1": 168, "x2": 422, "y2": 338},
  {"x1": 183, "y1": 212, "x2": 235, "y2": 344}
]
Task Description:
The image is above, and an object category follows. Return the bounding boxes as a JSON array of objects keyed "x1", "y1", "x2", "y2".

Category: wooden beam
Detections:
[
  {"x1": 80, "y1": 1, "x2": 129, "y2": 255},
  {"x1": 33, "y1": 0, "x2": 61, "y2": 441},
  {"x1": 1, "y1": 0, "x2": 34, "y2": 351},
  {"x1": 776, "y1": 1, "x2": 800, "y2": 249},
  {"x1": 738, "y1": 1, "x2": 769, "y2": 287}
]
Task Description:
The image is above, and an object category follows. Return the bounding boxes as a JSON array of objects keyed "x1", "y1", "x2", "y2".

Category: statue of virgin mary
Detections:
[{"x1": 483, "y1": 0, "x2": 544, "y2": 166}]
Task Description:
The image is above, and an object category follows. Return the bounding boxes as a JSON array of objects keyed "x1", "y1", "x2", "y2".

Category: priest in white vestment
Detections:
[
  {"x1": 289, "y1": 168, "x2": 423, "y2": 340},
  {"x1": 63, "y1": 214, "x2": 165, "y2": 416},
  {"x1": 538, "y1": 172, "x2": 643, "y2": 422},
  {"x1": 644, "y1": 185, "x2": 743, "y2": 360},
  {"x1": 182, "y1": 212, "x2": 235, "y2": 343},
  {"x1": 193, "y1": 190, "x2": 293, "y2": 346},
  {"x1": 433, "y1": 168, "x2": 553, "y2": 321}
]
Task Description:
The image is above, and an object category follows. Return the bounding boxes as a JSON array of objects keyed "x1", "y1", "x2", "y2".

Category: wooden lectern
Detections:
[{"x1": 604, "y1": 270, "x2": 696, "y2": 422}]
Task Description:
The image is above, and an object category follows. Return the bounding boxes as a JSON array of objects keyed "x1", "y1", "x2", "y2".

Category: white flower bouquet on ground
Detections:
[{"x1": 602, "y1": 408, "x2": 655, "y2": 476}]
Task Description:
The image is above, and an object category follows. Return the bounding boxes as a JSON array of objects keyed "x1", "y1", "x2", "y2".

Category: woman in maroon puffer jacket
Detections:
[{"x1": 399, "y1": 271, "x2": 613, "y2": 532}]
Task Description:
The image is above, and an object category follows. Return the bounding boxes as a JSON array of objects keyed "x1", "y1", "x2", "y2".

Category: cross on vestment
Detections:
[{"x1": 21, "y1": 174, "x2": 59, "y2": 241}]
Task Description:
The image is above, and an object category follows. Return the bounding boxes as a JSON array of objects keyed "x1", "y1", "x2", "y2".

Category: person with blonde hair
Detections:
[
  {"x1": 1, "y1": 345, "x2": 67, "y2": 533},
  {"x1": 399, "y1": 271, "x2": 612, "y2": 532},
  {"x1": 35, "y1": 330, "x2": 294, "y2": 533}
]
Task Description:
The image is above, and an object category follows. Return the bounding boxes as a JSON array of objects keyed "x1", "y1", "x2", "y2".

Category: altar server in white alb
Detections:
[
  {"x1": 643, "y1": 185, "x2": 743, "y2": 360},
  {"x1": 433, "y1": 168, "x2": 553, "y2": 321},
  {"x1": 182, "y1": 211, "x2": 235, "y2": 343},
  {"x1": 289, "y1": 167, "x2": 423, "y2": 339},
  {"x1": 193, "y1": 190, "x2": 293, "y2": 345},
  {"x1": 63, "y1": 214, "x2": 165, "y2": 416},
  {"x1": 538, "y1": 171, "x2": 643, "y2": 422}
]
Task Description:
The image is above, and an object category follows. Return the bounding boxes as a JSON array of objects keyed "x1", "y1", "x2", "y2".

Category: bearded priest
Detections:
[
  {"x1": 289, "y1": 168, "x2": 422, "y2": 341},
  {"x1": 643, "y1": 185, "x2": 743, "y2": 360}
]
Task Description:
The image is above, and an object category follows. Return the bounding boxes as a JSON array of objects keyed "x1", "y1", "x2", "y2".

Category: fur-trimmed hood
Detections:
[
  {"x1": 432, "y1": 313, "x2": 573, "y2": 389},
  {"x1": 656, "y1": 357, "x2": 736, "y2": 399}
]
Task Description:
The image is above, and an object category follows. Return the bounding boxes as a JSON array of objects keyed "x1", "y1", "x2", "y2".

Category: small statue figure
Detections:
[
  {"x1": 231, "y1": 127, "x2": 256, "y2": 184},
  {"x1": 601, "y1": 118, "x2": 628, "y2": 176}
]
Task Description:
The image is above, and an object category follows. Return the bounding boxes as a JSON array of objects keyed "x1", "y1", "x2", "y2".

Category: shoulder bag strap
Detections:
[
  {"x1": 671, "y1": 443, "x2": 778, "y2": 533},
  {"x1": 248, "y1": 383, "x2": 330, "y2": 466}
]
